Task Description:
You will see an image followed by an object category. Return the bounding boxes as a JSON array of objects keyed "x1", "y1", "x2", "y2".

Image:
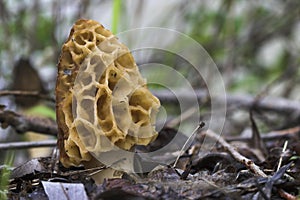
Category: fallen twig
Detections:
[
  {"x1": 153, "y1": 89, "x2": 300, "y2": 116},
  {"x1": 0, "y1": 140, "x2": 56, "y2": 150},
  {"x1": 0, "y1": 109, "x2": 58, "y2": 136},
  {"x1": 205, "y1": 130, "x2": 268, "y2": 177},
  {"x1": 226, "y1": 126, "x2": 300, "y2": 142},
  {"x1": 0, "y1": 90, "x2": 55, "y2": 102}
]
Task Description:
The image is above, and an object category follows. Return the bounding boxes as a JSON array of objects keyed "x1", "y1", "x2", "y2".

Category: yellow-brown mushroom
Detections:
[{"x1": 55, "y1": 19, "x2": 160, "y2": 176}]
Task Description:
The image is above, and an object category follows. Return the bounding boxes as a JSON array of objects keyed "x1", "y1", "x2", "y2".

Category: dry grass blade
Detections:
[{"x1": 173, "y1": 121, "x2": 205, "y2": 168}]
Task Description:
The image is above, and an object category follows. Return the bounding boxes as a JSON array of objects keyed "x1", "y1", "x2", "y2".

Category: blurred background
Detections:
[{"x1": 0, "y1": 0, "x2": 299, "y2": 165}]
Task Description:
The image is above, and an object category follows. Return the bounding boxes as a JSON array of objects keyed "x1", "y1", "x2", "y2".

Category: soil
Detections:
[{"x1": 6, "y1": 127, "x2": 300, "y2": 200}]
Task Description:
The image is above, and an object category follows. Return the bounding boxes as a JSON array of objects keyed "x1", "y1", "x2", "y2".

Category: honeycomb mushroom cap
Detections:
[{"x1": 56, "y1": 19, "x2": 160, "y2": 167}]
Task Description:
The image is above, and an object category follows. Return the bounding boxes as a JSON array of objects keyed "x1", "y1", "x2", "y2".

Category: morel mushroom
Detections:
[{"x1": 56, "y1": 19, "x2": 160, "y2": 173}]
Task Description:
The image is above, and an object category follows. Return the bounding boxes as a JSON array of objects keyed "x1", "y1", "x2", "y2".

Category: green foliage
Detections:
[
  {"x1": 35, "y1": 16, "x2": 55, "y2": 50},
  {"x1": 184, "y1": 1, "x2": 298, "y2": 95},
  {"x1": 0, "y1": 1, "x2": 56, "y2": 56},
  {"x1": 0, "y1": 152, "x2": 14, "y2": 200},
  {"x1": 26, "y1": 105, "x2": 56, "y2": 120}
]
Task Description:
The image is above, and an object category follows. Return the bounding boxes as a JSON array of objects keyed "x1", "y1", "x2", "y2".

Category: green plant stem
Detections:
[
  {"x1": 112, "y1": 0, "x2": 121, "y2": 34},
  {"x1": 0, "y1": 151, "x2": 14, "y2": 199}
]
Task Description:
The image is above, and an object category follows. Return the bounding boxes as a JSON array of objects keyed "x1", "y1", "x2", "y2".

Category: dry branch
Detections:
[
  {"x1": 226, "y1": 126, "x2": 300, "y2": 142},
  {"x1": 205, "y1": 130, "x2": 268, "y2": 177},
  {"x1": 0, "y1": 90, "x2": 55, "y2": 102},
  {"x1": 3, "y1": 89, "x2": 295, "y2": 115},
  {"x1": 0, "y1": 140, "x2": 56, "y2": 150},
  {"x1": 0, "y1": 109, "x2": 57, "y2": 136},
  {"x1": 153, "y1": 89, "x2": 300, "y2": 115}
]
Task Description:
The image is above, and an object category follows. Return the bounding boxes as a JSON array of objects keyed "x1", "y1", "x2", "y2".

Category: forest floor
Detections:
[{"x1": 5, "y1": 124, "x2": 300, "y2": 200}]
